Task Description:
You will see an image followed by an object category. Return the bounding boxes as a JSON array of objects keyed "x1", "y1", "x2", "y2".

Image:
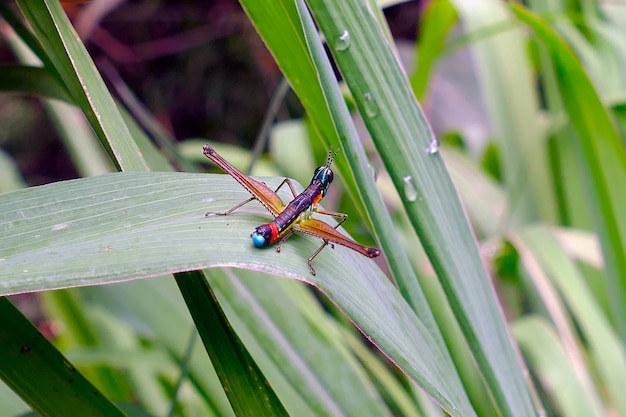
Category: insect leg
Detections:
[
  {"x1": 307, "y1": 240, "x2": 330, "y2": 276},
  {"x1": 206, "y1": 196, "x2": 256, "y2": 217},
  {"x1": 273, "y1": 178, "x2": 299, "y2": 198},
  {"x1": 275, "y1": 229, "x2": 294, "y2": 253},
  {"x1": 313, "y1": 208, "x2": 348, "y2": 228}
]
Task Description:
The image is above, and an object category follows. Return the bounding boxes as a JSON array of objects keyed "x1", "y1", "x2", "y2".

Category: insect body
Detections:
[
  {"x1": 203, "y1": 144, "x2": 380, "y2": 275},
  {"x1": 251, "y1": 153, "x2": 336, "y2": 247}
]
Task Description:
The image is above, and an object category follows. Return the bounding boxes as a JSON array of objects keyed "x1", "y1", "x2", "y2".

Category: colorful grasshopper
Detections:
[{"x1": 203, "y1": 144, "x2": 380, "y2": 275}]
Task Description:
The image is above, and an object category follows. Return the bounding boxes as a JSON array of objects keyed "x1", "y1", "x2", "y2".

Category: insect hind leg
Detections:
[{"x1": 307, "y1": 240, "x2": 331, "y2": 276}]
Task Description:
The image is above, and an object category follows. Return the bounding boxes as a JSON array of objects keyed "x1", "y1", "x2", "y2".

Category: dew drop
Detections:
[
  {"x1": 363, "y1": 92, "x2": 378, "y2": 117},
  {"x1": 336, "y1": 30, "x2": 351, "y2": 51},
  {"x1": 426, "y1": 138, "x2": 439, "y2": 155},
  {"x1": 403, "y1": 176, "x2": 417, "y2": 202},
  {"x1": 368, "y1": 163, "x2": 378, "y2": 182}
]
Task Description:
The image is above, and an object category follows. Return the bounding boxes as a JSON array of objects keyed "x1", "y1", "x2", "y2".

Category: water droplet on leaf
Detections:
[
  {"x1": 336, "y1": 30, "x2": 351, "y2": 51},
  {"x1": 403, "y1": 176, "x2": 417, "y2": 202},
  {"x1": 426, "y1": 138, "x2": 439, "y2": 155},
  {"x1": 363, "y1": 92, "x2": 378, "y2": 117},
  {"x1": 368, "y1": 163, "x2": 378, "y2": 182}
]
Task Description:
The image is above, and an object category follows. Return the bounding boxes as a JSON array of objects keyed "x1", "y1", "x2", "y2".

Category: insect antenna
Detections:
[{"x1": 326, "y1": 147, "x2": 340, "y2": 168}]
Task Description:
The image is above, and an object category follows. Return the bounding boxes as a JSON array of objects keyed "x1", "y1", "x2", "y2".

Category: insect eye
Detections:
[{"x1": 325, "y1": 170, "x2": 333, "y2": 184}]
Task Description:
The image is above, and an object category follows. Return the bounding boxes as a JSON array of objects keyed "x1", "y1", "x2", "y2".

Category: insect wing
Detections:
[
  {"x1": 295, "y1": 218, "x2": 380, "y2": 258},
  {"x1": 203, "y1": 145, "x2": 283, "y2": 216}
]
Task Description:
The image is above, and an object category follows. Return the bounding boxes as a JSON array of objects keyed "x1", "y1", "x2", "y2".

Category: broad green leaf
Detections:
[
  {"x1": 209, "y1": 269, "x2": 392, "y2": 416},
  {"x1": 90, "y1": 274, "x2": 365, "y2": 417},
  {"x1": 9, "y1": 4, "x2": 295, "y2": 413},
  {"x1": 2, "y1": 171, "x2": 467, "y2": 415}
]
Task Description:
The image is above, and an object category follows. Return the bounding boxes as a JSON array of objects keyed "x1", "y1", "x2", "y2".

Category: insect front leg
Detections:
[
  {"x1": 275, "y1": 229, "x2": 294, "y2": 253},
  {"x1": 273, "y1": 178, "x2": 299, "y2": 199},
  {"x1": 206, "y1": 196, "x2": 256, "y2": 217}
]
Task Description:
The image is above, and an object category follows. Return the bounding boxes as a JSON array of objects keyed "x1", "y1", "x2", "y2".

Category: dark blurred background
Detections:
[{"x1": 0, "y1": 0, "x2": 422, "y2": 185}]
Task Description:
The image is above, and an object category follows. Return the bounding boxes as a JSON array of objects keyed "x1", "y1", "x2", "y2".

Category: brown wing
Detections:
[{"x1": 204, "y1": 144, "x2": 283, "y2": 216}]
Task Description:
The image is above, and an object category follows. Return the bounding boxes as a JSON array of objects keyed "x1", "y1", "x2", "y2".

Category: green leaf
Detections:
[
  {"x1": 175, "y1": 270, "x2": 289, "y2": 416},
  {"x1": 237, "y1": 0, "x2": 370, "y2": 218},
  {"x1": 83, "y1": 277, "x2": 238, "y2": 417},
  {"x1": 16, "y1": 0, "x2": 147, "y2": 171},
  {"x1": 0, "y1": 298, "x2": 126, "y2": 417},
  {"x1": 513, "y1": 317, "x2": 601, "y2": 417},
  {"x1": 305, "y1": 1, "x2": 535, "y2": 416},
  {"x1": 410, "y1": 0, "x2": 458, "y2": 100},
  {"x1": 0, "y1": 149, "x2": 26, "y2": 194},
  {"x1": 235, "y1": 6, "x2": 472, "y2": 414},
  {"x1": 511, "y1": 2, "x2": 626, "y2": 354},
  {"x1": 513, "y1": 226, "x2": 626, "y2": 417},
  {"x1": 209, "y1": 269, "x2": 392, "y2": 416},
  {"x1": 450, "y1": 1, "x2": 556, "y2": 224},
  {"x1": 1, "y1": 171, "x2": 466, "y2": 415},
  {"x1": 0, "y1": 65, "x2": 70, "y2": 101}
]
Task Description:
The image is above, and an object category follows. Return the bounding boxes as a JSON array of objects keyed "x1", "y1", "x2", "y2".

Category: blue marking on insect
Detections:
[{"x1": 252, "y1": 233, "x2": 265, "y2": 247}]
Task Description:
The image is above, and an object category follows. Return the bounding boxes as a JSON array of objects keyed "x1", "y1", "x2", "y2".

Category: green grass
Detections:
[{"x1": 1, "y1": 1, "x2": 625, "y2": 416}]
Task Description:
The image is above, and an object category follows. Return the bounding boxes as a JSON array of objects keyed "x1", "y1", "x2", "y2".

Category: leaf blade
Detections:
[{"x1": 1, "y1": 171, "x2": 466, "y2": 415}]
